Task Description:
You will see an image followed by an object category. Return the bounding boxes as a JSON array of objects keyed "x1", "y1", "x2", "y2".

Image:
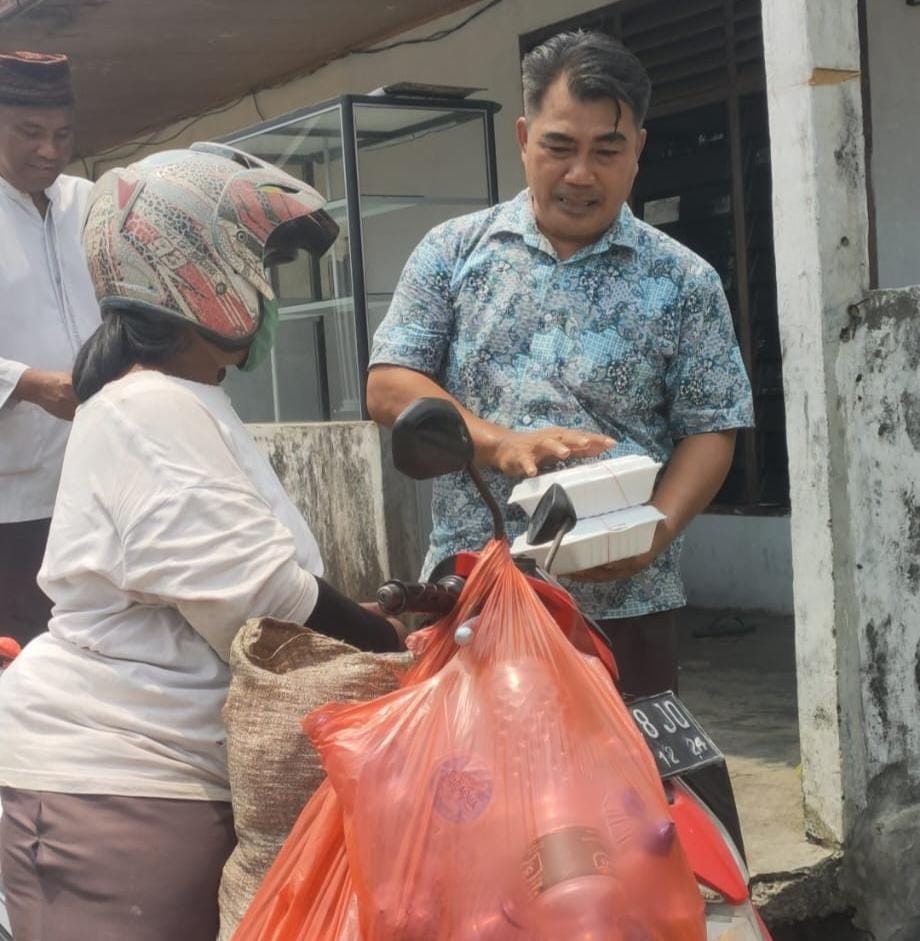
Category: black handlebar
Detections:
[
  {"x1": 376, "y1": 563, "x2": 617, "y2": 664},
  {"x1": 376, "y1": 575, "x2": 465, "y2": 616}
]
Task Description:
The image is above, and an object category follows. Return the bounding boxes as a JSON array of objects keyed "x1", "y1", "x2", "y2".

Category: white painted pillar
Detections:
[{"x1": 761, "y1": 0, "x2": 871, "y2": 843}]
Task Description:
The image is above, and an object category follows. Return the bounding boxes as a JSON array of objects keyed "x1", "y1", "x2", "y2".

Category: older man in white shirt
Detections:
[{"x1": 0, "y1": 52, "x2": 100, "y2": 646}]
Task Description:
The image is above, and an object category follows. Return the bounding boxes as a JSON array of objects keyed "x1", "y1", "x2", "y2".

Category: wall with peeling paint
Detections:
[
  {"x1": 246, "y1": 421, "x2": 424, "y2": 602},
  {"x1": 865, "y1": 0, "x2": 920, "y2": 289},
  {"x1": 834, "y1": 286, "x2": 920, "y2": 939},
  {"x1": 246, "y1": 421, "x2": 432, "y2": 601},
  {"x1": 763, "y1": 0, "x2": 872, "y2": 844},
  {"x1": 836, "y1": 286, "x2": 920, "y2": 776}
]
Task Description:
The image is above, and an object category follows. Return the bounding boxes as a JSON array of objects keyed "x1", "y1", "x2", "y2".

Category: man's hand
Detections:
[
  {"x1": 567, "y1": 518, "x2": 676, "y2": 583},
  {"x1": 14, "y1": 369, "x2": 78, "y2": 421},
  {"x1": 366, "y1": 367, "x2": 614, "y2": 479},
  {"x1": 484, "y1": 428, "x2": 615, "y2": 478}
]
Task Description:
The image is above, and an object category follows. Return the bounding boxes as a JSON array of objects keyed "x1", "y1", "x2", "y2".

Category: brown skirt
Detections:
[{"x1": 0, "y1": 788, "x2": 235, "y2": 941}]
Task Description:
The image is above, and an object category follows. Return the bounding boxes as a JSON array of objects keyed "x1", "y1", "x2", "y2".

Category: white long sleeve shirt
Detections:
[
  {"x1": 0, "y1": 371, "x2": 324, "y2": 801},
  {"x1": 0, "y1": 173, "x2": 101, "y2": 523}
]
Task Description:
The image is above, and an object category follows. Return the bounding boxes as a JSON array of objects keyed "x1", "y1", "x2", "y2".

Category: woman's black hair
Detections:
[
  {"x1": 73, "y1": 308, "x2": 187, "y2": 402},
  {"x1": 521, "y1": 30, "x2": 652, "y2": 127}
]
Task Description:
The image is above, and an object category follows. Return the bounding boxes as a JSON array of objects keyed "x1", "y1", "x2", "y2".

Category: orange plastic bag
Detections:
[{"x1": 233, "y1": 541, "x2": 706, "y2": 941}]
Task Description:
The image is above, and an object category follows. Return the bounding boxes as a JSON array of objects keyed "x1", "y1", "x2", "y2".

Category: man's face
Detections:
[
  {"x1": 516, "y1": 75, "x2": 646, "y2": 258},
  {"x1": 0, "y1": 104, "x2": 75, "y2": 195}
]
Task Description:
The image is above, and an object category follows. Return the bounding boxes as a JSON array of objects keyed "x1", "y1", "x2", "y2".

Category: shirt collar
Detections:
[
  {"x1": 0, "y1": 171, "x2": 60, "y2": 215},
  {"x1": 488, "y1": 188, "x2": 639, "y2": 260}
]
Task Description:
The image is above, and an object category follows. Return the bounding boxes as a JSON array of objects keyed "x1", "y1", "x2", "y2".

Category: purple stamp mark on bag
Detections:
[{"x1": 431, "y1": 756, "x2": 493, "y2": 823}]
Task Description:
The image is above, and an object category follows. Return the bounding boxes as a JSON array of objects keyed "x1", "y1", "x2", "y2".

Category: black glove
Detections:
[{"x1": 305, "y1": 577, "x2": 402, "y2": 653}]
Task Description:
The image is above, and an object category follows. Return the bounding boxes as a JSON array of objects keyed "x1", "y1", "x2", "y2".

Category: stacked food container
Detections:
[{"x1": 509, "y1": 455, "x2": 664, "y2": 575}]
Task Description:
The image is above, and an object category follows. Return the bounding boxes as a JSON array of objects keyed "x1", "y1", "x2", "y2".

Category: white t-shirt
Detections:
[
  {"x1": 0, "y1": 370, "x2": 323, "y2": 801},
  {"x1": 0, "y1": 173, "x2": 101, "y2": 523}
]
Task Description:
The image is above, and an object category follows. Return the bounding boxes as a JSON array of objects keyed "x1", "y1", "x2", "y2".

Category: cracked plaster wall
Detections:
[
  {"x1": 835, "y1": 289, "x2": 920, "y2": 940},
  {"x1": 247, "y1": 421, "x2": 423, "y2": 602},
  {"x1": 763, "y1": 0, "x2": 871, "y2": 845},
  {"x1": 837, "y1": 287, "x2": 920, "y2": 779}
]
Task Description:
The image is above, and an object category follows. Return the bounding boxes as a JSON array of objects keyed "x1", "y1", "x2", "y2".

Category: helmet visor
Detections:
[{"x1": 264, "y1": 207, "x2": 339, "y2": 266}]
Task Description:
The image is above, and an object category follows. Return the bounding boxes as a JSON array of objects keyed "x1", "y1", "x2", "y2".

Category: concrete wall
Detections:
[
  {"x1": 682, "y1": 514, "x2": 794, "y2": 614},
  {"x1": 762, "y1": 0, "x2": 871, "y2": 845},
  {"x1": 865, "y1": 0, "x2": 920, "y2": 290},
  {"x1": 836, "y1": 285, "x2": 920, "y2": 939},
  {"x1": 248, "y1": 421, "x2": 393, "y2": 601},
  {"x1": 836, "y1": 286, "x2": 920, "y2": 779}
]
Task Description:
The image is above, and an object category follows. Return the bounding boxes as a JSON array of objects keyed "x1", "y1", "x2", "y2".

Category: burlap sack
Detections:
[{"x1": 218, "y1": 617, "x2": 410, "y2": 940}]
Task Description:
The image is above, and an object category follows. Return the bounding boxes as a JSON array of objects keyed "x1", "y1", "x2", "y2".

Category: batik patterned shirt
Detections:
[{"x1": 370, "y1": 190, "x2": 754, "y2": 619}]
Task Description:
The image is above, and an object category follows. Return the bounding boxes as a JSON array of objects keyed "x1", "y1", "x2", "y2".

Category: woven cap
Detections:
[{"x1": 0, "y1": 51, "x2": 74, "y2": 107}]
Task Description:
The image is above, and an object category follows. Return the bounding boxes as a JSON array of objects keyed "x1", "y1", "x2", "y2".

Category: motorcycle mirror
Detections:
[
  {"x1": 391, "y1": 397, "x2": 506, "y2": 541},
  {"x1": 527, "y1": 484, "x2": 576, "y2": 573},
  {"x1": 391, "y1": 397, "x2": 474, "y2": 480}
]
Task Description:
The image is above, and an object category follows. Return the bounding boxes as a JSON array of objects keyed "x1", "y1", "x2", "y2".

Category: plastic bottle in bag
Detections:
[{"x1": 520, "y1": 824, "x2": 625, "y2": 940}]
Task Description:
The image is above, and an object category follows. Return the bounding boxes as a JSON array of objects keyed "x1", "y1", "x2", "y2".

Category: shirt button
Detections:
[{"x1": 522, "y1": 415, "x2": 533, "y2": 426}]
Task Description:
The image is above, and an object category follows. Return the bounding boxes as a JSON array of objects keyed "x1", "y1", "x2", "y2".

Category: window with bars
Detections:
[{"x1": 521, "y1": 0, "x2": 789, "y2": 513}]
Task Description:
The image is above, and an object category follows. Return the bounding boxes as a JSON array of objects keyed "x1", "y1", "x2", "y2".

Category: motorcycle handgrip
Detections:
[{"x1": 376, "y1": 576, "x2": 464, "y2": 616}]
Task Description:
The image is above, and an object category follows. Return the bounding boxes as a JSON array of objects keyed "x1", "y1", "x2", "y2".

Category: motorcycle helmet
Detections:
[{"x1": 82, "y1": 141, "x2": 339, "y2": 350}]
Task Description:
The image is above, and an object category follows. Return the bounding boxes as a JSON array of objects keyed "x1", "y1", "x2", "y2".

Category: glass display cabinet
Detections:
[{"x1": 220, "y1": 93, "x2": 500, "y2": 423}]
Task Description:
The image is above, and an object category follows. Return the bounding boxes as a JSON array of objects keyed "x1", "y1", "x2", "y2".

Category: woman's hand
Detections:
[{"x1": 360, "y1": 602, "x2": 410, "y2": 647}]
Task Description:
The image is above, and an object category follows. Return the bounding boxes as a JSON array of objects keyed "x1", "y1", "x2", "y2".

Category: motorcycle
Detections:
[{"x1": 376, "y1": 397, "x2": 773, "y2": 941}]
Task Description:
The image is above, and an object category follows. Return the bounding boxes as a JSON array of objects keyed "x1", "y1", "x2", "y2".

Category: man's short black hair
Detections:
[{"x1": 522, "y1": 30, "x2": 652, "y2": 127}]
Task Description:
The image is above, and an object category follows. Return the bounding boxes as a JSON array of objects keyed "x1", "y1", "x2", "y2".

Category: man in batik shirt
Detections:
[{"x1": 367, "y1": 30, "x2": 754, "y2": 696}]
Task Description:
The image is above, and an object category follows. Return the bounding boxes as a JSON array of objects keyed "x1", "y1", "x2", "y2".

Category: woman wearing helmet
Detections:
[{"x1": 0, "y1": 144, "x2": 402, "y2": 941}]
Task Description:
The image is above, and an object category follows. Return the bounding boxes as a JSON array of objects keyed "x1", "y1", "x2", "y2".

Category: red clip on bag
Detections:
[{"x1": 233, "y1": 541, "x2": 706, "y2": 940}]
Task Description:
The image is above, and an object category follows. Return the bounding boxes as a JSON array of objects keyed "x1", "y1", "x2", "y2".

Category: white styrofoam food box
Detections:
[
  {"x1": 510, "y1": 504, "x2": 666, "y2": 576},
  {"x1": 508, "y1": 455, "x2": 661, "y2": 519}
]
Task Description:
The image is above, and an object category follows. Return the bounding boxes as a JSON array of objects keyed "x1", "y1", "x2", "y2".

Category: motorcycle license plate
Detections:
[{"x1": 628, "y1": 691, "x2": 723, "y2": 779}]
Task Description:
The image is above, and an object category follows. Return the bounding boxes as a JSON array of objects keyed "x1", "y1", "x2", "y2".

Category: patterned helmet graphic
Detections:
[{"x1": 83, "y1": 142, "x2": 339, "y2": 344}]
